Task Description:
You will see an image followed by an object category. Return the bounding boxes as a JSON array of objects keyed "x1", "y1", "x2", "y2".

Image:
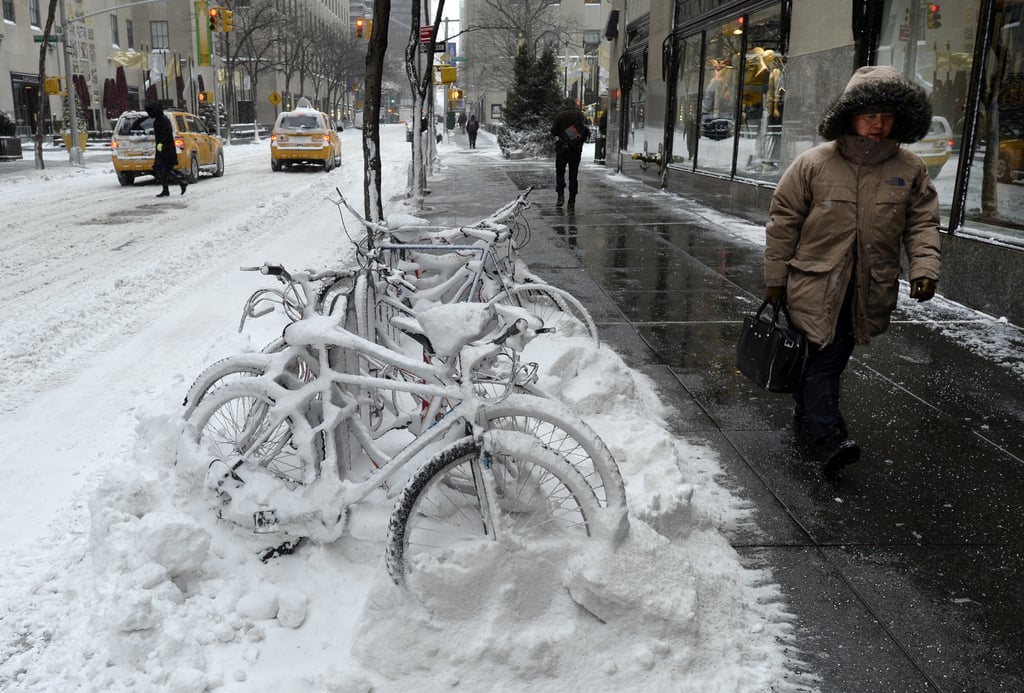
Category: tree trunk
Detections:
[
  {"x1": 34, "y1": 0, "x2": 60, "y2": 169},
  {"x1": 362, "y1": 0, "x2": 391, "y2": 222}
]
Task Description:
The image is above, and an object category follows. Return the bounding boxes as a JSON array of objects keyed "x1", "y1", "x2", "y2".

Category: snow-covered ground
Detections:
[{"x1": 0, "y1": 127, "x2": 810, "y2": 691}]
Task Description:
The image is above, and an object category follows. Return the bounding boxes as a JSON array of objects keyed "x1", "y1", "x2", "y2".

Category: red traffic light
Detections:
[{"x1": 929, "y1": 3, "x2": 940, "y2": 11}]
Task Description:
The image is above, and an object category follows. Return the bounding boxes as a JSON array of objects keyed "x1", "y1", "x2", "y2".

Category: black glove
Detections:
[
  {"x1": 909, "y1": 277, "x2": 936, "y2": 302},
  {"x1": 764, "y1": 285, "x2": 786, "y2": 307}
]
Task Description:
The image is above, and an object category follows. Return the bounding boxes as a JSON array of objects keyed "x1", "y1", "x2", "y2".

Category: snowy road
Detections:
[{"x1": 0, "y1": 130, "x2": 370, "y2": 553}]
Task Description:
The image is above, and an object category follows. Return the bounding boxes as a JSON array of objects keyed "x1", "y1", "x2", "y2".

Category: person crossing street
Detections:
[{"x1": 145, "y1": 102, "x2": 188, "y2": 198}]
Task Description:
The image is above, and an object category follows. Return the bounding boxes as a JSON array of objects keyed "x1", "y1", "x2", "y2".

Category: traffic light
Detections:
[
  {"x1": 366, "y1": 19, "x2": 373, "y2": 39},
  {"x1": 222, "y1": 9, "x2": 234, "y2": 32},
  {"x1": 208, "y1": 7, "x2": 220, "y2": 32},
  {"x1": 44, "y1": 76, "x2": 62, "y2": 95},
  {"x1": 927, "y1": 4, "x2": 942, "y2": 28},
  {"x1": 451, "y1": 88, "x2": 462, "y2": 101},
  {"x1": 355, "y1": 17, "x2": 365, "y2": 39}
]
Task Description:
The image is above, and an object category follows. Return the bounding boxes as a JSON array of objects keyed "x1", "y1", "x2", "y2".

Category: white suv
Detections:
[{"x1": 908, "y1": 116, "x2": 953, "y2": 180}]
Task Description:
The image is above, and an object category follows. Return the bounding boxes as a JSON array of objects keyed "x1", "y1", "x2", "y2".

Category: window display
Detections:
[{"x1": 669, "y1": 4, "x2": 786, "y2": 182}]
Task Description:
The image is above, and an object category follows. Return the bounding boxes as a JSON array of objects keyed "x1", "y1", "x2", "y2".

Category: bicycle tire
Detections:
[
  {"x1": 489, "y1": 283, "x2": 599, "y2": 345},
  {"x1": 182, "y1": 350, "x2": 318, "y2": 418},
  {"x1": 188, "y1": 379, "x2": 321, "y2": 486},
  {"x1": 354, "y1": 271, "x2": 377, "y2": 344},
  {"x1": 385, "y1": 430, "x2": 600, "y2": 591},
  {"x1": 480, "y1": 393, "x2": 627, "y2": 511}
]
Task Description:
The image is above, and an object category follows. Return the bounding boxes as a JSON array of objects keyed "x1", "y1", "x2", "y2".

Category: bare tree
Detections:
[
  {"x1": 362, "y1": 0, "x2": 391, "y2": 221},
  {"x1": 406, "y1": 0, "x2": 446, "y2": 201},
  {"x1": 467, "y1": 0, "x2": 569, "y2": 95},
  {"x1": 33, "y1": 0, "x2": 60, "y2": 169},
  {"x1": 222, "y1": 0, "x2": 285, "y2": 122}
]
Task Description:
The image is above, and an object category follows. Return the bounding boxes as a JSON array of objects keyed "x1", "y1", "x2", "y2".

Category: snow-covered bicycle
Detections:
[{"x1": 183, "y1": 270, "x2": 628, "y2": 594}]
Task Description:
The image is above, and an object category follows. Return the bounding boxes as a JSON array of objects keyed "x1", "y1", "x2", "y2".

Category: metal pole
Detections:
[
  {"x1": 210, "y1": 24, "x2": 221, "y2": 141},
  {"x1": 59, "y1": 0, "x2": 83, "y2": 166}
]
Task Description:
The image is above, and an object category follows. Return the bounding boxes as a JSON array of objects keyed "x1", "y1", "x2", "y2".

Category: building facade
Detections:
[
  {"x1": 1, "y1": 0, "x2": 350, "y2": 137},
  {"x1": 604, "y1": 0, "x2": 1024, "y2": 325}
]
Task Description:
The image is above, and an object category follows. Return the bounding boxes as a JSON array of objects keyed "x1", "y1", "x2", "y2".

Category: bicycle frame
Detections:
[{"x1": 203, "y1": 280, "x2": 540, "y2": 539}]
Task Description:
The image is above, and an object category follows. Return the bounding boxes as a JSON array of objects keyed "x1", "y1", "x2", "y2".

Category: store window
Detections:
[
  {"x1": 671, "y1": 34, "x2": 703, "y2": 167},
  {"x1": 877, "y1": 0, "x2": 978, "y2": 228},
  {"x1": 966, "y1": 1, "x2": 1024, "y2": 239},
  {"x1": 685, "y1": 4, "x2": 786, "y2": 181}
]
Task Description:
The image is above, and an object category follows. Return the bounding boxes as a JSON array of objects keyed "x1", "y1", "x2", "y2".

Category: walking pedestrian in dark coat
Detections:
[
  {"x1": 457, "y1": 112, "x2": 467, "y2": 134},
  {"x1": 145, "y1": 103, "x2": 187, "y2": 197},
  {"x1": 466, "y1": 115, "x2": 479, "y2": 149},
  {"x1": 763, "y1": 66, "x2": 941, "y2": 473},
  {"x1": 550, "y1": 98, "x2": 590, "y2": 212}
]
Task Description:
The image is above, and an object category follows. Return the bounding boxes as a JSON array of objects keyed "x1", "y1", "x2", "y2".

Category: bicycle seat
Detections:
[{"x1": 416, "y1": 303, "x2": 497, "y2": 358}]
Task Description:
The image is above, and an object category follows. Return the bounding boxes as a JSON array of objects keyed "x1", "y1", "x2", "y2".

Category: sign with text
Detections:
[{"x1": 419, "y1": 26, "x2": 433, "y2": 43}]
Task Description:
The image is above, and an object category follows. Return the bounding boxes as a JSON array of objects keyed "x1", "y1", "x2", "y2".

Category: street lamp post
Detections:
[{"x1": 58, "y1": 0, "x2": 83, "y2": 166}]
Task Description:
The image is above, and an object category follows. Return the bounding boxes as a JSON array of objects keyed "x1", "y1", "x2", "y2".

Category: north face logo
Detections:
[{"x1": 885, "y1": 176, "x2": 906, "y2": 187}]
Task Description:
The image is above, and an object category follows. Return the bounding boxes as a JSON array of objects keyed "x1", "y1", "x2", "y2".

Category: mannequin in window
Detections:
[
  {"x1": 763, "y1": 50, "x2": 785, "y2": 166},
  {"x1": 704, "y1": 58, "x2": 733, "y2": 119},
  {"x1": 742, "y1": 47, "x2": 769, "y2": 135}
]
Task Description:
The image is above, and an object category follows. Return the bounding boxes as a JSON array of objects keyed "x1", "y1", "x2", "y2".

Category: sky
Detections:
[{"x1": 0, "y1": 126, "x2": 832, "y2": 693}]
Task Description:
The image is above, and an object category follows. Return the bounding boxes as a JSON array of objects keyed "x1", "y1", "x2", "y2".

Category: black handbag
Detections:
[{"x1": 736, "y1": 300, "x2": 808, "y2": 393}]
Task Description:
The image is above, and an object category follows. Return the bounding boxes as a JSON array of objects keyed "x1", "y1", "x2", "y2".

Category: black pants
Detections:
[
  {"x1": 795, "y1": 284, "x2": 856, "y2": 444},
  {"x1": 154, "y1": 162, "x2": 187, "y2": 190},
  {"x1": 468, "y1": 133, "x2": 477, "y2": 148},
  {"x1": 555, "y1": 145, "x2": 582, "y2": 198}
]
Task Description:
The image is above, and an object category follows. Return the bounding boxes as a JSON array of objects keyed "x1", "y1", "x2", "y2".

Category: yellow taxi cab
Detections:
[
  {"x1": 270, "y1": 99, "x2": 343, "y2": 172},
  {"x1": 110, "y1": 108, "x2": 224, "y2": 186}
]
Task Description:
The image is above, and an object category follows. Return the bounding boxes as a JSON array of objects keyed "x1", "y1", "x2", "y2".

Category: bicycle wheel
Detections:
[
  {"x1": 316, "y1": 274, "x2": 355, "y2": 317},
  {"x1": 480, "y1": 393, "x2": 627, "y2": 511},
  {"x1": 188, "y1": 379, "x2": 321, "y2": 486},
  {"x1": 354, "y1": 271, "x2": 377, "y2": 344},
  {"x1": 385, "y1": 430, "x2": 600, "y2": 592},
  {"x1": 489, "y1": 283, "x2": 599, "y2": 344},
  {"x1": 182, "y1": 349, "x2": 318, "y2": 418}
]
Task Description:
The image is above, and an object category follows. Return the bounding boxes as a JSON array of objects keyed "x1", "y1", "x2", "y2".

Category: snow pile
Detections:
[{"x1": 16, "y1": 324, "x2": 800, "y2": 692}]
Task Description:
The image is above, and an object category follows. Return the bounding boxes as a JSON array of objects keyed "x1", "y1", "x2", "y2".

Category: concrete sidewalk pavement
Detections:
[{"x1": 407, "y1": 137, "x2": 1024, "y2": 692}]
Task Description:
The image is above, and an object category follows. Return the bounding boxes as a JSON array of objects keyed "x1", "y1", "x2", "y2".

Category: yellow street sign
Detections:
[{"x1": 269, "y1": 91, "x2": 281, "y2": 106}]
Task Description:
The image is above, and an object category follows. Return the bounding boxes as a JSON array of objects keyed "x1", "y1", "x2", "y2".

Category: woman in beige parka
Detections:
[{"x1": 763, "y1": 65, "x2": 941, "y2": 472}]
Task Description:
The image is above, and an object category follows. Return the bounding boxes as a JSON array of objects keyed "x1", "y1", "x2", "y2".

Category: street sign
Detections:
[
  {"x1": 452, "y1": 57, "x2": 467, "y2": 62},
  {"x1": 33, "y1": 35, "x2": 61, "y2": 43},
  {"x1": 269, "y1": 90, "x2": 282, "y2": 106},
  {"x1": 419, "y1": 26, "x2": 433, "y2": 43},
  {"x1": 433, "y1": 41, "x2": 446, "y2": 53}
]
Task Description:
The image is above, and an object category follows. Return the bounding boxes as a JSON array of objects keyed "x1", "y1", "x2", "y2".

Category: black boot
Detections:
[
  {"x1": 157, "y1": 187, "x2": 170, "y2": 197},
  {"x1": 817, "y1": 434, "x2": 861, "y2": 474},
  {"x1": 567, "y1": 196, "x2": 576, "y2": 213},
  {"x1": 556, "y1": 192, "x2": 564, "y2": 207},
  {"x1": 179, "y1": 178, "x2": 188, "y2": 195}
]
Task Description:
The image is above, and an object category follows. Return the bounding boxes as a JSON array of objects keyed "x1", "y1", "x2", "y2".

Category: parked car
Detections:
[
  {"x1": 997, "y1": 138, "x2": 1024, "y2": 184},
  {"x1": 908, "y1": 115, "x2": 953, "y2": 179},
  {"x1": 270, "y1": 103, "x2": 342, "y2": 171},
  {"x1": 110, "y1": 109, "x2": 224, "y2": 186}
]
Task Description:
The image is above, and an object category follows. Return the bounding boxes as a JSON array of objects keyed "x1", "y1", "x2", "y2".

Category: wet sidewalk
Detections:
[{"x1": 410, "y1": 129, "x2": 1024, "y2": 691}]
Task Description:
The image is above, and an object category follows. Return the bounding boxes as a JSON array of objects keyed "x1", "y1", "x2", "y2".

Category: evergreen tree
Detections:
[
  {"x1": 502, "y1": 45, "x2": 536, "y2": 130},
  {"x1": 499, "y1": 42, "x2": 565, "y2": 156},
  {"x1": 533, "y1": 47, "x2": 563, "y2": 125}
]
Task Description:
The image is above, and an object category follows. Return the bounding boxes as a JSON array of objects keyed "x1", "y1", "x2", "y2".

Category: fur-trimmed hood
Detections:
[{"x1": 817, "y1": 66, "x2": 932, "y2": 143}]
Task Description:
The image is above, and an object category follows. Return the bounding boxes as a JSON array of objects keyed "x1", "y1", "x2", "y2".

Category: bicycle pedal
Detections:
[{"x1": 253, "y1": 509, "x2": 280, "y2": 533}]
